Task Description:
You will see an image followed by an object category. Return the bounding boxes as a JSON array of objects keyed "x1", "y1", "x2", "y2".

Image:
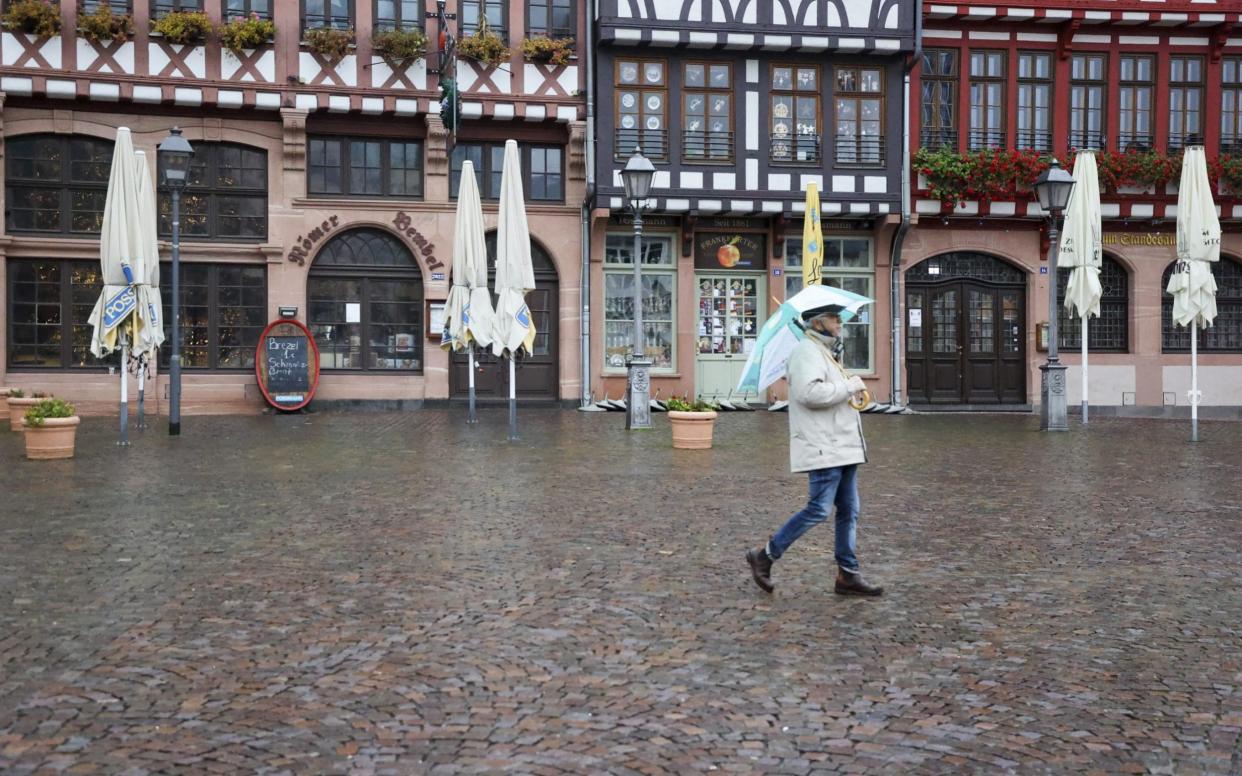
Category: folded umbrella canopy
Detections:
[
  {"x1": 132, "y1": 148, "x2": 163, "y2": 428},
  {"x1": 1059, "y1": 150, "x2": 1103, "y2": 424},
  {"x1": 1167, "y1": 146, "x2": 1220, "y2": 442},
  {"x1": 443, "y1": 160, "x2": 495, "y2": 424},
  {"x1": 736, "y1": 284, "x2": 872, "y2": 395},
  {"x1": 492, "y1": 140, "x2": 536, "y2": 440},
  {"x1": 802, "y1": 183, "x2": 824, "y2": 288}
]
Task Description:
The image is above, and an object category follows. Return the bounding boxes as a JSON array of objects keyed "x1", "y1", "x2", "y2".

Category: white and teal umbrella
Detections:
[{"x1": 736, "y1": 284, "x2": 872, "y2": 395}]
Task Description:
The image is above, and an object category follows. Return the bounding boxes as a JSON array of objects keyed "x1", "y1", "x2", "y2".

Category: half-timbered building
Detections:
[
  {"x1": 590, "y1": 0, "x2": 917, "y2": 404},
  {"x1": 0, "y1": 0, "x2": 587, "y2": 412},
  {"x1": 904, "y1": 0, "x2": 1242, "y2": 413}
]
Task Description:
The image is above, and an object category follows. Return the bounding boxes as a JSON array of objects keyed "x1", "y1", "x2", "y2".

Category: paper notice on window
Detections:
[
  {"x1": 909, "y1": 309, "x2": 922, "y2": 328},
  {"x1": 345, "y1": 303, "x2": 361, "y2": 323}
]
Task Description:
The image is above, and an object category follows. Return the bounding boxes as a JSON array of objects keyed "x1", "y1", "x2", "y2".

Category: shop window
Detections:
[
  {"x1": 783, "y1": 237, "x2": 875, "y2": 372},
  {"x1": 834, "y1": 66, "x2": 883, "y2": 166},
  {"x1": 461, "y1": 0, "x2": 506, "y2": 41},
  {"x1": 616, "y1": 59, "x2": 668, "y2": 161},
  {"x1": 1070, "y1": 54, "x2": 1107, "y2": 151},
  {"x1": 1169, "y1": 56, "x2": 1204, "y2": 153},
  {"x1": 158, "y1": 142, "x2": 267, "y2": 241},
  {"x1": 1162, "y1": 257, "x2": 1242, "y2": 353},
  {"x1": 920, "y1": 49, "x2": 958, "y2": 150},
  {"x1": 308, "y1": 137, "x2": 423, "y2": 199},
  {"x1": 968, "y1": 50, "x2": 1005, "y2": 150},
  {"x1": 1056, "y1": 255, "x2": 1129, "y2": 352},
  {"x1": 449, "y1": 142, "x2": 563, "y2": 202},
  {"x1": 683, "y1": 62, "x2": 733, "y2": 162},
  {"x1": 6, "y1": 259, "x2": 118, "y2": 370},
  {"x1": 603, "y1": 233, "x2": 675, "y2": 372},
  {"x1": 1119, "y1": 55, "x2": 1154, "y2": 151},
  {"x1": 302, "y1": 0, "x2": 352, "y2": 32},
  {"x1": 225, "y1": 0, "x2": 271, "y2": 21},
  {"x1": 5, "y1": 134, "x2": 111, "y2": 237},
  {"x1": 527, "y1": 0, "x2": 572, "y2": 38},
  {"x1": 1223, "y1": 59, "x2": 1242, "y2": 154},
  {"x1": 770, "y1": 64, "x2": 820, "y2": 163},
  {"x1": 158, "y1": 264, "x2": 267, "y2": 370},
  {"x1": 374, "y1": 0, "x2": 419, "y2": 29},
  {"x1": 308, "y1": 229, "x2": 424, "y2": 371},
  {"x1": 1016, "y1": 52, "x2": 1053, "y2": 153}
]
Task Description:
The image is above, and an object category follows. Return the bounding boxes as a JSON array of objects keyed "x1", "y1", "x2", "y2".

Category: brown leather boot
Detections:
[
  {"x1": 835, "y1": 568, "x2": 883, "y2": 597},
  {"x1": 745, "y1": 547, "x2": 774, "y2": 593}
]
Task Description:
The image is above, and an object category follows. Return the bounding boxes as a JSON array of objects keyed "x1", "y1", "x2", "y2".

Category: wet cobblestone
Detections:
[{"x1": 1, "y1": 410, "x2": 1241, "y2": 774}]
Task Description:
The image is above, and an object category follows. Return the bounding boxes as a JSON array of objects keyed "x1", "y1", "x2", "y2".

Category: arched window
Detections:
[
  {"x1": 307, "y1": 229, "x2": 424, "y2": 371},
  {"x1": 1162, "y1": 256, "x2": 1242, "y2": 352},
  {"x1": 1056, "y1": 254, "x2": 1129, "y2": 352},
  {"x1": 157, "y1": 142, "x2": 267, "y2": 241},
  {"x1": 5, "y1": 134, "x2": 112, "y2": 236}
]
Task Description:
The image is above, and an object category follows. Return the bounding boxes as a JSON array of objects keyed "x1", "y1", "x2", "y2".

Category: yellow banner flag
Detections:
[{"x1": 802, "y1": 183, "x2": 823, "y2": 288}]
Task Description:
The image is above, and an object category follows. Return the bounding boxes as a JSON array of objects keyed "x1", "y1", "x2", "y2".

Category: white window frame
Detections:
[
  {"x1": 783, "y1": 235, "x2": 876, "y2": 373},
  {"x1": 603, "y1": 231, "x2": 677, "y2": 374}
]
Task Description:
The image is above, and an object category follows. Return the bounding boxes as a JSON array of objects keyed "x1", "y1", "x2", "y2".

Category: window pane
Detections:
[{"x1": 309, "y1": 138, "x2": 342, "y2": 195}]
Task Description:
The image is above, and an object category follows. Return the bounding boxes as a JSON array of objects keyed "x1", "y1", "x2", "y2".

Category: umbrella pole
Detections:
[
  {"x1": 136, "y1": 355, "x2": 146, "y2": 430},
  {"x1": 1081, "y1": 317, "x2": 1088, "y2": 425},
  {"x1": 118, "y1": 335, "x2": 130, "y2": 447},
  {"x1": 467, "y1": 348, "x2": 478, "y2": 425},
  {"x1": 508, "y1": 356, "x2": 518, "y2": 441},
  {"x1": 1191, "y1": 325, "x2": 1200, "y2": 443}
]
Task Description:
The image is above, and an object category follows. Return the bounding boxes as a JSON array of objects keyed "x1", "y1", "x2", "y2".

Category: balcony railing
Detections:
[
  {"x1": 615, "y1": 128, "x2": 669, "y2": 162},
  {"x1": 1168, "y1": 133, "x2": 1203, "y2": 154},
  {"x1": 1118, "y1": 133, "x2": 1153, "y2": 153},
  {"x1": 920, "y1": 128, "x2": 957, "y2": 150},
  {"x1": 302, "y1": 14, "x2": 353, "y2": 30},
  {"x1": 1015, "y1": 130, "x2": 1053, "y2": 153},
  {"x1": 770, "y1": 133, "x2": 821, "y2": 164},
  {"x1": 80, "y1": 0, "x2": 133, "y2": 12},
  {"x1": 967, "y1": 129, "x2": 1005, "y2": 151},
  {"x1": 153, "y1": 0, "x2": 203, "y2": 16},
  {"x1": 1223, "y1": 137, "x2": 1242, "y2": 155},
  {"x1": 682, "y1": 130, "x2": 734, "y2": 162},
  {"x1": 224, "y1": 0, "x2": 272, "y2": 20},
  {"x1": 1068, "y1": 131, "x2": 1107, "y2": 152},
  {"x1": 834, "y1": 136, "x2": 885, "y2": 167}
]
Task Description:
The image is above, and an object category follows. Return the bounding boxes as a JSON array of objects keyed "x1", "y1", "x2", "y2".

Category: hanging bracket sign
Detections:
[{"x1": 255, "y1": 318, "x2": 320, "y2": 411}]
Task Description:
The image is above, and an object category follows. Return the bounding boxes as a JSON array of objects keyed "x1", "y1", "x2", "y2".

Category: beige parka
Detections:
[{"x1": 786, "y1": 335, "x2": 868, "y2": 473}]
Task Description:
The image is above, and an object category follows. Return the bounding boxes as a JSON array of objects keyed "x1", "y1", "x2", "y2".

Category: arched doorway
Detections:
[
  {"x1": 905, "y1": 252, "x2": 1027, "y2": 405},
  {"x1": 449, "y1": 233, "x2": 560, "y2": 401},
  {"x1": 306, "y1": 228, "x2": 424, "y2": 372}
]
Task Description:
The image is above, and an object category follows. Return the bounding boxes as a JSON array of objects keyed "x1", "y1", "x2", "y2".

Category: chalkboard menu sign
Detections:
[{"x1": 255, "y1": 318, "x2": 320, "y2": 411}]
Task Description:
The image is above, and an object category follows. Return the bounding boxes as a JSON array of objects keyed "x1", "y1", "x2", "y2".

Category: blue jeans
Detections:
[{"x1": 767, "y1": 465, "x2": 860, "y2": 573}]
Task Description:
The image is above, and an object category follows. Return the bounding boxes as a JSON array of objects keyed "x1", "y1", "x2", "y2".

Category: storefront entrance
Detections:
[
  {"x1": 905, "y1": 253, "x2": 1027, "y2": 406},
  {"x1": 450, "y1": 234, "x2": 559, "y2": 402},
  {"x1": 695, "y1": 273, "x2": 765, "y2": 400}
]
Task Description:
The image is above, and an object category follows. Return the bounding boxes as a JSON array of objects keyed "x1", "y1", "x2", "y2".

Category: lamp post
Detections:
[
  {"x1": 1033, "y1": 158, "x2": 1076, "y2": 432},
  {"x1": 158, "y1": 127, "x2": 194, "y2": 436},
  {"x1": 621, "y1": 148, "x2": 656, "y2": 430}
]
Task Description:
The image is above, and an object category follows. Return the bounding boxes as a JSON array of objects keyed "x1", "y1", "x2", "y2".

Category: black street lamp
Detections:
[
  {"x1": 158, "y1": 127, "x2": 194, "y2": 436},
  {"x1": 1033, "y1": 158, "x2": 1076, "y2": 432},
  {"x1": 620, "y1": 147, "x2": 656, "y2": 430}
]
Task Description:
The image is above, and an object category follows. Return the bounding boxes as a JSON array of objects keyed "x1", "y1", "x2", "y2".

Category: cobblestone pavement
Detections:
[{"x1": 1, "y1": 409, "x2": 1241, "y2": 775}]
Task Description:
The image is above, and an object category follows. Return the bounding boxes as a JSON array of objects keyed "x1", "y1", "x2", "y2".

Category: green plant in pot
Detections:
[
  {"x1": 78, "y1": 1, "x2": 132, "y2": 42},
  {"x1": 2, "y1": 0, "x2": 61, "y2": 37},
  {"x1": 457, "y1": 17, "x2": 509, "y2": 66},
  {"x1": 22, "y1": 398, "x2": 80, "y2": 460},
  {"x1": 372, "y1": 26, "x2": 427, "y2": 63},
  {"x1": 520, "y1": 35, "x2": 573, "y2": 66},
  {"x1": 665, "y1": 396, "x2": 721, "y2": 450},
  {"x1": 218, "y1": 13, "x2": 275, "y2": 54},
  {"x1": 303, "y1": 25, "x2": 353, "y2": 59},
  {"x1": 150, "y1": 9, "x2": 211, "y2": 45}
]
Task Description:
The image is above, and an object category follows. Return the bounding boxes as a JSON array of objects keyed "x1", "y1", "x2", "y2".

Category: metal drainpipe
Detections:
[
  {"x1": 580, "y1": 0, "x2": 597, "y2": 409},
  {"x1": 889, "y1": 1, "x2": 922, "y2": 407}
]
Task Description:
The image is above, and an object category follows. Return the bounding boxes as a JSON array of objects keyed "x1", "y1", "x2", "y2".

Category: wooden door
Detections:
[{"x1": 450, "y1": 282, "x2": 559, "y2": 401}]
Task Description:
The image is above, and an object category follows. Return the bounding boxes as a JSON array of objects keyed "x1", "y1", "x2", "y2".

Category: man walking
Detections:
[{"x1": 746, "y1": 305, "x2": 883, "y2": 596}]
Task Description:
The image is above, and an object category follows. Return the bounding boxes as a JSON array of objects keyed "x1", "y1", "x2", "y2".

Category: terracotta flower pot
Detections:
[
  {"x1": 23, "y1": 416, "x2": 81, "y2": 460},
  {"x1": 8, "y1": 397, "x2": 40, "y2": 432},
  {"x1": 669, "y1": 410, "x2": 718, "y2": 450}
]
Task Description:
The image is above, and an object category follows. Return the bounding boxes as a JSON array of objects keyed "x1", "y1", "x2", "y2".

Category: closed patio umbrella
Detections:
[
  {"x1": 442, "y1": 160, "x2": 495, "y2": 424},
  {"x1": 1059, "y1": 150, "x2": 1103, "y2": 424},
  {"x1": 132, "y1": 149, "x2": 164, "y2": 428},
  {"x1": 1167, "y1": 146, "x2": 1220, "y2": 442},
  {"x1": 87, "y1": 128, "x2": 156, "y2": 445},
  {"x1": 492, "y1": 140, "x2": 537, "y2": 440}
]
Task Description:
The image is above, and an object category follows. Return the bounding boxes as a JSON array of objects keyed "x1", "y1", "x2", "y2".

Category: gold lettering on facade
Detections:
[{"x1": 1101, "y1": 233, "x2": 1176, "y2": 247}]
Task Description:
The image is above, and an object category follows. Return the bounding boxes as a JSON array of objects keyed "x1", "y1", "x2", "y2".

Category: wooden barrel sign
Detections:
[{"x1": 255, "y1": 318, "x2": 320, "y2": 411}]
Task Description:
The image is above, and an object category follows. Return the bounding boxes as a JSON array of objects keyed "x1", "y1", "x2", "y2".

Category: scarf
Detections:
[{"x1": 806, "y1": 328, "x2": 845, "y2": 363}]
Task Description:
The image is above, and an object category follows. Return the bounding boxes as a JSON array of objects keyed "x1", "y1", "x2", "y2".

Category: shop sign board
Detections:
[
  {"x1": 255, "y1": 318, "x2": 320, "y2": 411},
  {"x1": 1102, "y1": 232, "x2": 1175, "y2": 247},
  {"x1": 694, "y1": 232, "x2": 768, "y2": 271}
]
